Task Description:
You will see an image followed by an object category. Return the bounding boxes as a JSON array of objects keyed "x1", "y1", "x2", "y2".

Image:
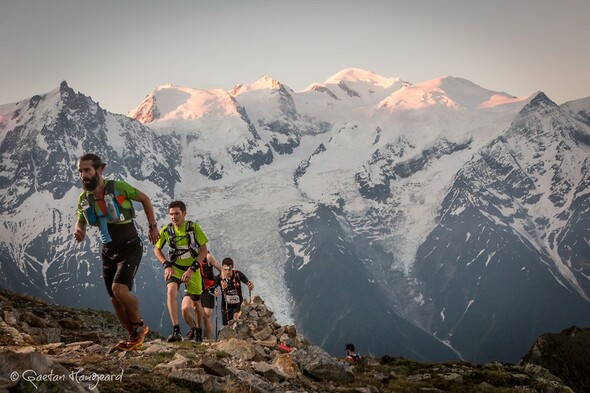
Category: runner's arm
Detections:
[
  {"x1": 207, "y1": 253, "x2": 223, "y2": 272},
  {"x1": 211, "y1": 275, "x2": 221, "y2": 288},
  {"x1": 135, "y1": 191, "x2": 159, "y2": 244},
  {"x1": 74, "y1": 221, "x2": 86, "y2": 242},
  {"x1": 239, "y1": 271, "x2": 254, "y2": 291},
  {"x1": 153, "y1": 246, "x2": 167, "y2": 264},
  {"x1": 74, "y1": 198, "x2": 87, "y2": 242},
  {"x1": 196, "y1": 243, "x2": 208, "y2": 264},
  {"x1": 154, "y1": 245, "x2": 173, "y2": 281},
  {"x1": 210, "y1": 275, "x2": 221, "y2": 296}
]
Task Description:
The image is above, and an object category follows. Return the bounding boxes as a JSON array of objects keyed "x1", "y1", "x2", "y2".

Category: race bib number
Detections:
[{"x1": 226, "y1": 294, "x2": 241, "y2": 304}]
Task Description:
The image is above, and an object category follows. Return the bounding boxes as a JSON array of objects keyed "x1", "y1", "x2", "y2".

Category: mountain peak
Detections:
[
  {"x1": 514, "y1": 91, "x2": 559, "y2": 119},
  {"x1": 128, "y1": 85, "x2": 240, "y2": 123},
  {"x1": 229, "y1": 75, "x2": 283, "y2": 96},
  {"x1": 0, "y1": 81, "x2": 98, "y2": 130},
  {"x1": 58, "y1": 80, "x2": 77, "y2": 105},
  {"x1": 324, "y1": 68, "x2": 400, "y2": 89},
  {"x1": 528, "y1": 91, "x2": 556, "y2": 107},
  {"x1": 377, "y1": 75, "x2": 527, "y2": 111}
]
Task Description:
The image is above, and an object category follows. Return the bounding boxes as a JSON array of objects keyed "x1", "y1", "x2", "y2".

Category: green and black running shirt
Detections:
[
  {"x1": 77, "y1": 180, "x2": 139, "y2": 245},
  {"x1": 77, "y1": 180, "x2": 138, "y2": 225},
  {"x1": 156, "y1": 221, "x2": 208, "y2": 268}
]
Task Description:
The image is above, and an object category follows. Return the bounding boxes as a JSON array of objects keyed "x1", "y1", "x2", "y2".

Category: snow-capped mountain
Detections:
[
  {"x1": 1, "y1": 69, "x2": 589, "y2": 363},
  {"x1": 413, "y1": 93, "x2": 590, "y2": 362},
  {"x1": 128, "y1": 84, "x2": 273, "y2": 181},
  {"x1": 0, "y1": 81, "x2": 179, "y2": 324}
]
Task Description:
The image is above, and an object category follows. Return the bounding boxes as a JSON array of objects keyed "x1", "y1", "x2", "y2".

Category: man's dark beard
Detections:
[{"x1": 82, "y1": 174, "x2": 100, "y2": 191}]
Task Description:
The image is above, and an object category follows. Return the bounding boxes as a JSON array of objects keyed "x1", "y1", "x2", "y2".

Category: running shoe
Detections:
[
  {"x1": 167, "y1": 327, "x2": 182, "y2": 342},
  {"x1": 119, "y1": 322, "x2": 149, "y2": 350},
  {"x1": 186, "y1": 327, "x2": 196, "y2": 341},
  {"x1": 186, "y1": 327, "x2": 203, "y2": 342}
]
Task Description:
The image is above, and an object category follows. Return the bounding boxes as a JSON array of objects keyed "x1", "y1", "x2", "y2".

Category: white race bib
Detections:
[{"x1": 226, "y1": 294, "x2": 241, "y2": 304}]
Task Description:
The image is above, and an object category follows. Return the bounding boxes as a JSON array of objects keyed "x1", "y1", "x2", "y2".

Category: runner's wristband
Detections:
[
  {"x1": 189, "y1": 262, "x2": 198, "y2": 272},
  {"x1": 163, "y1": 261, "x2": 172, "y2": 269}
]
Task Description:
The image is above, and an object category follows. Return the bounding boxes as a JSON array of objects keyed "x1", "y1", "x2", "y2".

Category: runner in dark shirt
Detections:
[{"x1": 211, "y1": 257, "x2": 254, "y2": 325}]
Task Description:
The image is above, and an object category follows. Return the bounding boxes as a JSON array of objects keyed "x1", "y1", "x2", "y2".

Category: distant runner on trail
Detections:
[
  {"x1": 154, "y1": 200, "x2": 208, "y2": 342},
  {"x1": 345, "y1": 343, "x2": 362, "y2": 364},
  {"x1": 212, "y1": 257, "x2": 254, "y2": 325},
  {"x1": 74, "y1": 153, "x2": 159, "y2": 350}
]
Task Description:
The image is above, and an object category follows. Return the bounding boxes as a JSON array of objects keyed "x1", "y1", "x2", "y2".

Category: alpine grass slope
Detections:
[{"x1": 1, "y1": 69, "x2": 589, "y2": 363}]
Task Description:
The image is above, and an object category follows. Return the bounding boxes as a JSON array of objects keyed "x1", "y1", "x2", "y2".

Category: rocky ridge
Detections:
[
  {"x1": 522, "y1": 326, "x2": 590, "y2": 393},
  {"x1": 0, "y1": 288, "x2": 577, "y2": 392}
]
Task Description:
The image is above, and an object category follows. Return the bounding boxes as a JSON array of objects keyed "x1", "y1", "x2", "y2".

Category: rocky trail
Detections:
[{"x1": 0, "y1": 288, "x2": 577, "y2": 392}]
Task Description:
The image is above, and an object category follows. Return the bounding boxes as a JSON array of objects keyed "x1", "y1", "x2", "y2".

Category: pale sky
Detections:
[{"x1": 1, "y1": 0, "x2": 589, "y2": 115}]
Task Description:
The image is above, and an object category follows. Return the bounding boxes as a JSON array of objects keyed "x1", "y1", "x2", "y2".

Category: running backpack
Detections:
[
  {"x1": 167, "y1": 221, "x2": 201, "y2": 262},
  {"x1": 84, "y1": 180, "x2": 135, "y2": 225},
  {"x1": 222, "y1": 270, "x2": 243, "y2": 305},
  {"x1": 200, "y1": 256, "x2": 216, "y2": 289}
]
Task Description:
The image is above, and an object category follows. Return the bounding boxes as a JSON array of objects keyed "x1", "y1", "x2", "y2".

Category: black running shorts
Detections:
[
  {"x1": 201, "y1": 289, "x2": 216, "y2": 309},
  {"x1": 222, "y1": 304, "x2": 241, "y2": 326},
  {"x1": 102, "y1": 236, "x2": 143, "y2": 297},
  {"x1": 185, "y1": 293, "x2": 201, "y2": 301}
]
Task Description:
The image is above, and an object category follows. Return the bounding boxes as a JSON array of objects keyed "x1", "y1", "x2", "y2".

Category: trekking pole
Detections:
[
  {"x1": 249, "y1": 289, "x2": 252, "y2": 304},
  {"x1": 214, "y1": 293, "x2": 218, "y2": 340},
  {"x1": 225, "y1": 299, "x2": 230, "y2": 325}
]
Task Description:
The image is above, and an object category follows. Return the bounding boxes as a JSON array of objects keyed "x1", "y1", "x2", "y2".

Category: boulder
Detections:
[
  {"x1": 226, "y1": 366, "x2": 280, "y2": 393},
  {"x1": 291, "y1": 346, "x2": 354, "y2": 383},
  {"x1": 168, "y1": 369, "x2": 224, "y2": 392},
  {"x1": 200, "y1": 356, "x2": 232, "y2": 377},
  {"x1": 271, "y1": 353, "x2": 300, "y2": 379},
  {"x1": 253, "y1": 361, "x2": 287, "y2": 383},
  {"x1": 216, "y1": 338, "x2": 256, "y2": 361}
]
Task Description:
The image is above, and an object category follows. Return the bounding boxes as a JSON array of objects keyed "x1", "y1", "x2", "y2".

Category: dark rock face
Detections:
[
  {"x1": 261, "y1": 85, "x2": 304, "y2": 155},
  {"x1": 279, "y1": 203, "x2": 459, "y2": 361},
  {"x1": 293, "y1": 143, "x2": 326, "y2": 185},
  {"x1": 355, "y1": 169, "x2": 391, "y2": 201},
  {"x1": 229, "y1": 140, "x2": 274, "y2": 171},
  {"x1": 522, "y1": 326, "x2": 590, "y2": 393},
  {"x1": 358, "y1": 137, "x2": 472, "y2": 202},
  {"x1": 338, "y1": 81, "x2": 361, "y2": 98},
  {"x1": 199, "y1": 154, "x2": 224, "y2": 180},
  {"x1": 392, "y1": 137, "x2": 472, "y2": 179}
]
